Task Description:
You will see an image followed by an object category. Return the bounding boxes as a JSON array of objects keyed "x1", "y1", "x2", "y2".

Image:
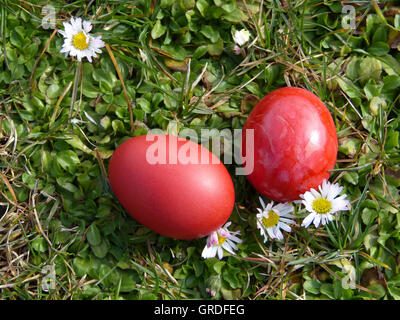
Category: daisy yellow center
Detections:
[
  {"x1": 72, "y1": 32, "x2": 89, "y2": 50},
  {"x1": 262, "y1": 210, "x2": 279, "y2": 228},
  {"x1": 312, "y1": 198, "x2": 332, "y2": 214},
  {"x1": 216, "y1": 233, "x2": 226, "y2": 246}
]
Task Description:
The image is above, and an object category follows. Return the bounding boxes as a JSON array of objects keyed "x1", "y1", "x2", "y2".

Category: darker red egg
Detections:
[
  {"x1": 108, "y1": 134, "x2": 235, "y2": 240},
  {"x1": 242, "y1": 87, "x2": 338, "y2": 202}
]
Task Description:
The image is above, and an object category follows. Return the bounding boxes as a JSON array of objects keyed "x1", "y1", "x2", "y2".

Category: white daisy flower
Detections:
[
  {"x1": 256, "y1": 197, "x2": 296, "y2": 242},
  {"x1": 300, "y1": 179, "x2": 350, "y2": 228},
  {"x1": 58, "y1": 17, "x2": 105, "y2": 63},
  {"x1": 233, "y1": 29, "x2": 250, "y2": 46},
  {"x1": 201, "y1": 222, "x2": 242, "y2": 260}
]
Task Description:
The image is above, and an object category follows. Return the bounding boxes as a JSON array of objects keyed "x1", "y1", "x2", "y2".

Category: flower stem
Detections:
[{"x1": 69, "y1": 61, "x2": 82, "y2": 125}]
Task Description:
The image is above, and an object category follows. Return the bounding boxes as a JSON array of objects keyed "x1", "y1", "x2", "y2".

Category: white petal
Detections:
[
  {"x1": 222, "y1": 241, "x2": 236, "y2": 254},
  {"x1": 217, "y1": 247, "x2": 224, "y2": 260},
  {"x1": 63, "y1": 22, "x2": 73, "y2": 35},
  {"x1": 303, "y1": 191, "x2": 316, "y2": 205},
  {"x1": 332, "y1": 196, "x2": 350, "y2": 212},
  {"x1": 259, "y1": 197, "x2": 266, "y2": 210},
  {"x1": 310, "y1": 188, "x2": 322, "y2": 199},
  {"x1": 208, "y1": 232, "x2": 218, "y2": 246},
  {"x1": 326, "y1": 183, "x2": 342, "y2": 201},
  {"x1": 278, "y1": 222, "x2": 292, "y2": 233},
  {"x1": 274, "y1": 203, "x2": 294, "y2": 215},
  {"x1": 74, "y1": 17, "x2": 82, "y2": 29},
  {"x1": 223, "y1": 221, "x2": 232, "y2": 229},
  {"x1": 279, "y1": 211, "x2": 296, "y2": 219},
  {"x1": 313, "y1": 214, "x2": 322, "y2": 228},
  {"x1": 321, "y1": 215, "x2": 330, "y2": 225},
  {"x1": 302, "y1": 212, "x2": 316, "y2": 228},
  {"x1": 83, "y1": 20, "x2": 92, "y2": 33},
  {"x1": 226, "y1": 239, "x2": 238, "y2": 251},
  {"x1": 267, "y1": 227, "x2": 276, "y2": 239},
  {"x1": 60, "y1": 46, "x2": 70, "y2": 53},
  {"x1": 202, "y1": 246, "x2": 215, "y2": 259},
  {"x1": 275, "y1": 228, "x2": 284, "y2": 241},
  {"x1": 280, "y1": 217, "x2": 295, "y2": 225},
  {"x1": 319, "y1": 179, "x2": 329, "y2": 198},
  {"x1": 92, "y1": 36, "x2": 105, "y2": 48},
  {"x1": 229, "y1": 234, "x2": 242, "y2": 244}
]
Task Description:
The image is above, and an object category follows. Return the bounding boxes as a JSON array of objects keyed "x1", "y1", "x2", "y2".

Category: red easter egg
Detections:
[
  {"x1": 242, "y1": 87, "x2": 337, "y2": 202},
  {"x1": 108, "y1": 134, "x2": 235, "y2": 239}
]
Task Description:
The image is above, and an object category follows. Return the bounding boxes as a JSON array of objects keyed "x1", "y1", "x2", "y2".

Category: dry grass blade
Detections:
[
  {"x1": 28, "y1": 27, "x2": 58, "y2": 90},
  {"x1": 0, "y1": 173, "x2": 18, "y2": 206},
  {"x1": 105, "y1": 43, "x2": 134, "y2": 134}
]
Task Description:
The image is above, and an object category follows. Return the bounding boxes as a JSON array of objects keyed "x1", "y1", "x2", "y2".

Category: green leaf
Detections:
[
  {"x1": 91, "y1": 240, "x2": 109, "y2": 259},
  {"x1": 87, "y1": 224, "x2": 102, "y2": 246},
  {"x1": 10, "y1": 30, "x2": 25, "y2": 49},
  {"x1": 185, "y1": 275, "x2": 198, "y2": 288},
  {"x1": 360, "y1": 284, "x2": 386, "y2": 299},
  {"x1": 380, "y1": 54, "x2": 400, "y2": 76},
  {"x1": 343, "y1": 171, "x2": 359, "y2": 185},
  {"x1": 222, "y1": 265, "x2": 241, "y2": 289},
  {"x1": 388, "y1": 285, "x2": 400, "y2": 299},
  {"x1": 221, "y1": 288, "x2": 241, "y2": 299},
  {"x1": 56, "y1": 177, "x2": 79, "y2": 193},
  {"x1": 338, "y1": 137, "x2": 361, "y2": 157},
  {"x1": 372, "y1": 26, "x2": 387, "y2": 43},
  {"x1": 336, "y1": 78, "x2": 362, "y2": 99},
  {"x1": 368, "y1": 42, "x2": 390, "y2": 56},
  {"x1": 136, "y1": 97, "x2": 152, "y2": 113},
  {"x1": 207, "y1": 38, "x2": 224, "y2": 56},
  {"x1": 151, "y1": 20, "x2": 167, "y2": 39},
  {"x1": 222, "y1": 8, "x2": 246, "y2": 23},
  {"x1": 196, "y1": 0, "x2": 209, "y2": 17},
  {"x1": 193, "y1": 46, "x2": 208, "y2": 59},
  {"x1": 99, "y1": 264, "x2": 119, "y2": 287},
  {"x1": 25, "y1": 43, "x2": 39, "y2": 58},
  {"x1": 345, "y1": 57, "x2": 360, "y2": 81},
  {"x1": 213, "y1": 261, "x2": 225, "y2": 274},
  {"x1": 56, "y1": 150, "x2": 80, "y2": 174},
  {"x1": 82, "y1": 82, "x2": 100, "y2": 98},
  {"x1": 73, "y1": 257, "x2": 91, "y2": 278},
  {"x1": 303, "y1": 279, "x2": 321, "y2": 295},
  {"x1": 31, "y1": 237, "x2": 48, "y2": 253},
  {"x1": 385, "y1": 131, "x2": 399, "y2": 151},
  {"x1": 361, "y1": 208, "x2": 377, "y2": 225},
  {"x1": 320, "y1": 283, "x2": 334, "y2": 299},
  {"x1": 119, "y1": 271, "x2": 137, "y2": 292},
  {"x1": 394, "y1": 14, "x2": 400, "y2": 30},
  {"x1": 161, "y1": 44, "x2": 188, "y2": 61},
  {"x1": 369, "y1": 96, "x2": 386, "y2": 116},
  {"x1": 180, "y1": 0, "x2": 195, "y2": 10},
  {"x1": 359, "y1": 57, "x2": 382, "y2": 83},
  {"x1": 382, "y1": 75, "x2": 400, "y2": 92},
  {"x1": 46, "y1": 84, "x2": 60, "y2": 99},
  {"x1": 200, "y1": 25, "x2": 220, "y2": 43},
  {"x1": 65, "y1": 135, "x2": 93, "y2": 154},
  {"x1": 333, "y1": 279, "x2": 342, "y2": 299}
]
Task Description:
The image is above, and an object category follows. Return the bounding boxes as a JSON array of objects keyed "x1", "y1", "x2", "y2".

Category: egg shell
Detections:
[
  {"x1": 242, "y1": 87, "x2": 338, "y2": 202},
  {"x1": 108, "y1": 134, "x2": 235, "y2": 240}
]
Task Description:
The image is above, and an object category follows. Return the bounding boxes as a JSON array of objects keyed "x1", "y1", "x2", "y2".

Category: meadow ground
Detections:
[{"x1": 0, "y1": 0, "x2": 400, "y2": 300}]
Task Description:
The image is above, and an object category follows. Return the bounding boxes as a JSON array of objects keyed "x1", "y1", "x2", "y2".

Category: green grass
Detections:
[{"x1": 0, "y1": 0, "x2": 400, "y2": 300}]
